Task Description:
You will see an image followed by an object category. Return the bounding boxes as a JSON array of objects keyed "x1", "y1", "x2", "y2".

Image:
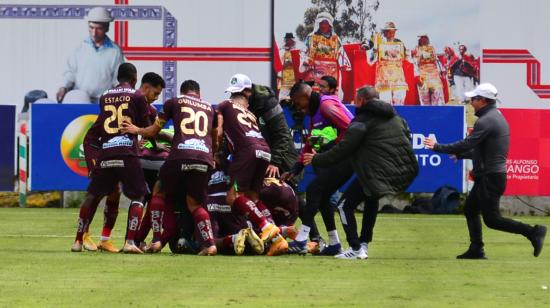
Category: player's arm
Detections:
[
  {"x1": 210, "y1": 110, "x2": 220, "y2": 155},
  {"x1": 320, "y1": 101, "x2": 352, "y2": 134},
  {"x1": 121, "y1": 117, "x2": 164, "y2": 139},
  {"x1": 216, "y1": 113, "x2": 224, "y2": 144},
  {"x1": 211, "y1": 126, "x2": 219, "y2": 155},
  {"x1": 427, "y1": 119, "x2": 489, "y2": 155}
]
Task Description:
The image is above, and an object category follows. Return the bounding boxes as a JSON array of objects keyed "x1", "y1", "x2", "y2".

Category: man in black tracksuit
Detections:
[
  {"x1": 425, "y1": 83, "x2": 547, "y2": 259},
  {"x1": 303, "y1": 86, "x2": 418, "y2": 259}
]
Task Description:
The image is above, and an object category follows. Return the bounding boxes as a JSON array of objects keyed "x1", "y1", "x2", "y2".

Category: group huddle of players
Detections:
[{"x1": 71, "y1": 63, "x2": 301, "y2": 256}]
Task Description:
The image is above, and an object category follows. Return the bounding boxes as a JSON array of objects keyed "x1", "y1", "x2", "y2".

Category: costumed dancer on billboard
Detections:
[
  {"x1": 412, "y1": 35, "x2": 446, "y2": 106},
  {"x1": 302, "y1": 12, "x2": 350, "y2": 90},
  {"x1": 362, "y1": 22, "x2": 408, "y2": 105},
  {"x1": 449, "y1": 44, "x2": 476, "y2": 103},
  {"x1": 279, "y1": 33, "x2": 298, "y2": 101}
]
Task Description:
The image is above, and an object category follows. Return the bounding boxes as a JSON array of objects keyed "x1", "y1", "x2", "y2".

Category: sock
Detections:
[
  {"x1": 83, "y1": 204, "x2": 99, "y2": 234},
  {"x1": 101, "y1": 196, "x2": 119, "y2": 240},
  {"x1": 328, "y1": 230, "x2": 340, "y2": 246},
  {"x1": 160, "y1": 207, "x2": 177, "y2": 246},
  {"x1": 149, "y1": 195, "x2": 165, "y2": 243},
  {"x1": 295, "y1": 225, "x2": 311, "y2": 242},
  {"x1": 192, "y1": 207, "x2": 215, "y2": 247},
  {"x1": 76, "y1": 205, "x2": 97, "y2": 242},
  {"x1": 126, "y1": 201, "x2": 144, "y2": 242},
  {"x1": 134, "y1": 206, "x2": 151, "y2": 244},
  {"x1": 232, "y1": 196, "x2": 268, "y2": 229},
  {"x1": 255, "y1": 200, "x2": 275, "y2": 224},
  {"x1": 222, "y1": 235, "x2": 235, "y2": 251}
]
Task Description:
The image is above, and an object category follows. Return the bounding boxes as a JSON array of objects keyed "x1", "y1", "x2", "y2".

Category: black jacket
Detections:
[
  {"x1": 249, "y1": 84, "x2": 297, "y2": 172},
  {"x1": 433, "y1": 104, "x2": 509, "y2": 177},
  {"x1": 312, "y1": 99, "x2": 419, "y2": 197}
]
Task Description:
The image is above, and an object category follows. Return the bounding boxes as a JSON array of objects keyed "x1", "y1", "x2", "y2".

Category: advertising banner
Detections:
[
  {"x1": 480, "y1": 0, "x2": 550, "y2": 195},
  {"x1": 30, "y1": 104, "x2": 463, "y2": 192},
  {"x1": 0, "y1": 1, "x2": 272, "y2": 113},
  {"x1": 397, "y1": 106, "x2": 465, "y2": 192},
  {"x1": 274, "y1": 0, "x2": 480, "y2": 105},
  {"x1": 500, "y1": 109, "x2": 550, "y2": 196},
  {"x1": 0, "y1": 105, "x2": 16, "y2": 191},
  {"x1": 30, "y1": 104, "x2": 99, "y2": 191}
]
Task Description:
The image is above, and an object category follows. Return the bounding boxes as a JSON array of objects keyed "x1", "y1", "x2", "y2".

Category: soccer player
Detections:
[
  {"x1": 260, "y1": 178, "x2": 299, "y2": 240},
  {"x1": 283, "y1": 81, "x2": 354, "y2": 255},
  {"x1": 207, "y1": 151, "x2": 264, "y2": 255},
  {"x1": 71, "y1": 62, "x2": 151, "y2": 254},
  {"x1": 121, "y1": 80, "x2": 219, "y2": 256},
  {"x1": 81, "y1": 127, "x2": 121, "y2": 253},
  {"x1": 133, "y1": 72, "x2": 170, "y2": 249},
  {"x1": 216, "y1": 86, "x2": 288, "y2": 255},
  {"x1": 81, "y1": 72, "x2": 166, "y2": 253}
]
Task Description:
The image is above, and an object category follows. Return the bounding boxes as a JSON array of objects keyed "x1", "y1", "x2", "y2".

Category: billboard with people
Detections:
[
  {"x1": 274, "y1": 0, "x2": 480, "y2": 105},
  {"x1": 0, "y1": 1, "x2": 272, "y2": 112}
]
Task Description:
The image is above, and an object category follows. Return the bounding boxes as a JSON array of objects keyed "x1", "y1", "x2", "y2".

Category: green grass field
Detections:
[{"x1": 0, "y1": 208, "x2": 549, "y2": 307}]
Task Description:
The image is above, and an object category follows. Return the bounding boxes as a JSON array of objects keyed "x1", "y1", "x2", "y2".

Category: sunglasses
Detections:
[{"x1": 464, "y1": 96, "x2": 483, "y2": 104}]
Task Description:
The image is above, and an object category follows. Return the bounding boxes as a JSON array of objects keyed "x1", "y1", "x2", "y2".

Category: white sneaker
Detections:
[
  {"x1": 334, "y1": 246, "x2": 368, "y2": 260},
  {"x1": 335, "y1": 247, "x2": 357, "y2": 259},
  {"x1": 359, "y1": 242, "x2": 369, "y2": 260}
]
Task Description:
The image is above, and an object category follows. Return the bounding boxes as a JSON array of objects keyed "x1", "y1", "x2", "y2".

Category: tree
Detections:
[
  {"x1": 295, "y1": 0, "x2": 379, "y2": 43},
  {"x1": 355, "y1": 0, "x2": 380, "y2": 42}
]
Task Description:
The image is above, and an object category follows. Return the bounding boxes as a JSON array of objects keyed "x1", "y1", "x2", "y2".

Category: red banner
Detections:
[{"x1": 501, "y1": 109, "x2": 550, "y2": 195}]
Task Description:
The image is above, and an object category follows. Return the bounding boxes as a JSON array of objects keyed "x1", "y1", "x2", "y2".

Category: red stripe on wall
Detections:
[{"x1": 126, "y1": 56, "x2": 271, "y2": 62}]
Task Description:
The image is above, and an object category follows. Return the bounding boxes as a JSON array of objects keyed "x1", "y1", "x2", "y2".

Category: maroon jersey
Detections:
[
  {"x1": 216, "y1": 100, "x2": 270, "y2": 154},
  {"x1": 159, "y1": 95, "x2": 216, "y2": 166},
  {"x1": 147, "y1": 104, "x2": 158, "y2": 123},
  {"x1": 94, "y1": 83, "x2": 150, "y2": 160},
  {"x1": 260, "y1": 179, "x2": 298, "y2": 226}
]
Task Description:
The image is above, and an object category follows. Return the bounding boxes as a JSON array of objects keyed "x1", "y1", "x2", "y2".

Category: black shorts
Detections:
[
  {"x1": 229, "y1": 148, "x2": 270, "y2": 192},
  {"x1": 159, "y1": 160, "x2": 210, "y2": 204},
  {"x1": 87, "y1": 156, "x2": 146, "y2": 199}
]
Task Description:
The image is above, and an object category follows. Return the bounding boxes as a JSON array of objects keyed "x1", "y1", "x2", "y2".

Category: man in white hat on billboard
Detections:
[
  {"x1": 362, "y1": 21, "x2": 408, "y2": 105},
  {"x1": 57, "y1": 7, "x2": 124, "y2": 103},
  {"x1": 424, "y1": 83, "x2": 547, "y2": 259}
]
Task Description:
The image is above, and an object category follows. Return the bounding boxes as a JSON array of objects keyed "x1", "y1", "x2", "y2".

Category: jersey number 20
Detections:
[{"x1": 180, "y1": 107, "x2": 208, "y2": 137}]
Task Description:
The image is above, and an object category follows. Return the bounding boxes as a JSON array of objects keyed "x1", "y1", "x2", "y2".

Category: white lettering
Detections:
[{"x1": 415, "y1": 154, "x2": 442, "y2": 167}]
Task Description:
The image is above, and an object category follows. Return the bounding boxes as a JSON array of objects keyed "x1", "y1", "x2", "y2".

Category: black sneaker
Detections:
[
  {"x1": 530, "y1": 225, "x2": 547, "y2": 257},
  {"x1": 456, "y1": 248, "x2": 487, "y2": 260}
]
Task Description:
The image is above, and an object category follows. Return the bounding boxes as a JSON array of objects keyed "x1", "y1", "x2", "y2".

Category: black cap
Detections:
[{"x1": 284, "y1": 32, "x2": 295, "y2": 39}]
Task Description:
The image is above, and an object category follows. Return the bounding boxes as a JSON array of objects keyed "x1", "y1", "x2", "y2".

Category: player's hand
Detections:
[
  {"x1": 138, "y1": 139, "x2": 147, "y2": 149},
  {"x1": 56, "y1": 87, "x2": 67, "y2": 103},
  {"x1": 424, "y1": 138, "x2": 436, "y2": 150},
  {"x1": 120, "y1": 121, "x2": 139, "y2": 135},
  {"x1": 155, "y1": 143, "x2": 170, "y2": 152},
  {"x1": 302, "y1": 149, "x2": 316, "y2": 166},
  {"x1": 266, "y1": 165, "x2": 280, "y2": 178},
  {"x1": 303, "y1": 153, "x2": 316, "y2": 165},
  {"x1": 280, "y1": 172, "x2": 295, "y2": 182}
]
